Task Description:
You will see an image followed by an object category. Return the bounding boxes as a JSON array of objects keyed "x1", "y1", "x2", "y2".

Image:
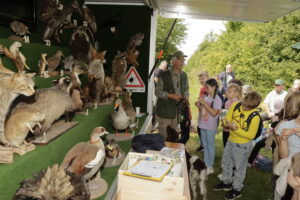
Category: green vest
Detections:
[{"x1": 156, "y1": 70, "x2": 187, "y2": 119}]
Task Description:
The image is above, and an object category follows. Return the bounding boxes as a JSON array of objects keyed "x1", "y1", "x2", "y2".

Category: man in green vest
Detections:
[{"x1": 155, "y1": 50, "x2": 189, "y2": 140}]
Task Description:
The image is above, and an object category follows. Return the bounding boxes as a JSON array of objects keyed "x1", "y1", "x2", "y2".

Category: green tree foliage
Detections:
[
  {"x1": 156, "y1": 15, "x2": 187, "y2": 61},
  {"x1": 186, "y1": 11, "x2": 300, "y2": 97}
]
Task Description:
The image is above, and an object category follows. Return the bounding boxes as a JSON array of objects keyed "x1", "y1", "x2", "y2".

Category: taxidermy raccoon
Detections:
[
  {"x1": 88, "y1": 49, "x2": 106, "y2": 102},
  {"x1": 0, "y1": 72, "x2": 35, "y2": 146},
  {"x1": 14, "y1": 87, "x2": 75, "y2": 135},
  {"x1": 71, "y1": 26, "x2": 92, "y2": 64},
  {"x1": 4, "y1": 107, "x2": 45, "y2": 147}
]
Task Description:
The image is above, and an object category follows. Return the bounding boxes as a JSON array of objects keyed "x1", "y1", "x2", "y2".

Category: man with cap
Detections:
[
  {"x1": 263, "y1": 79, "x2": 288, "y2": 122},
  {"x1": 155, "y1": 50, "x2": 189, "y2": 140}
]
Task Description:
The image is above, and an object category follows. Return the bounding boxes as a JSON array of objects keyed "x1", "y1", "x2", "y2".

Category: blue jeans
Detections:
[
  {"x1": 222, "y1": 141, "x2": 253, "y2": 191},
  {"x1": 200, "y1": 128, "x2": 217, "y2": 168}
]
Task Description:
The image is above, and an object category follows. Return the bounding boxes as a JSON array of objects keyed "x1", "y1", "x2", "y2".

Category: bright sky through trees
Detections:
[{"x1": 179, "y1": 19, "x2": 225, "y2": 60}]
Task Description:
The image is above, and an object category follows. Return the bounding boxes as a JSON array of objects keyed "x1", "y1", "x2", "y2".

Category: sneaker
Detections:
[
  {"x1": 196, "y1": 145, "x2": 204, "y2": 152},
  {"x1": 224, "y1": 189, "x2": 242, "y2": 200},
  {"x1": 207, "y1": 167, "x2": 214, "y2": 175},
  {"x1": 213, "y1": 182, "x2": 232, "y2": 191}
]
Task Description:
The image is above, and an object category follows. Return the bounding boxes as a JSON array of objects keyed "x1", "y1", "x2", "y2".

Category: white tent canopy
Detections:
[{"x1": 86, "y1": 0, "x2": 300, "y2": 22}]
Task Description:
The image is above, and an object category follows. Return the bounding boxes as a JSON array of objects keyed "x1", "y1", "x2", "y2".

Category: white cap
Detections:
[{"x1": 242, "y1": 85, "x2": 252, "y2": 95}]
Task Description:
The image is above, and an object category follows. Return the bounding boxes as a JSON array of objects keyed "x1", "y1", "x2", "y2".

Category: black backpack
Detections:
[
  {"x1": 232, "y1": 102, "x2": 263, "y2": 140},
  {"x1": 131, "y1": 134, "x2": 165, "y2": 153}
]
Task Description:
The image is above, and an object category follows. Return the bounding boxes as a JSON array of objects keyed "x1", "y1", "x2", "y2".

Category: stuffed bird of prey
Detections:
[
  {"x1": 60, "y1": 126, "x2": 109, "y2": 180},
  {"x1": 111, "y1": 51, "x2": 128, "y2": 90},
  {"x1": 47, "y1": 50, "x2": 64, "y2": 72},
  {"x1": 81, "y1": 4, "x2": 97, "y2": 35},
  {"x1": 39, "y1": 0, "x2": 60, "y2": 24}
]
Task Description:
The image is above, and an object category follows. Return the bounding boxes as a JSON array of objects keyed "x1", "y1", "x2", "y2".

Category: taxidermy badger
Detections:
[{"x1": 14, "y1": 87, "x2": 75, "y2": 136}]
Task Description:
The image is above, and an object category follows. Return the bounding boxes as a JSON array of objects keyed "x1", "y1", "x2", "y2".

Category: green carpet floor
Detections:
[{"x1": 0, "y1": 103, "x2": 146, "y2": 200}]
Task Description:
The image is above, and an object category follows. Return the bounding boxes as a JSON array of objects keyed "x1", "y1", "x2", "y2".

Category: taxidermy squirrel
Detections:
[{"x1": 0, "y1": 73, "x2": 35, "y2": 146}]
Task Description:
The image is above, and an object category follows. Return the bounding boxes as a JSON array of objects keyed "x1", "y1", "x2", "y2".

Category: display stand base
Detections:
[
  {"x1": 88, "y1": 176, "x2": 108, "y2": 200},
  {"x1": 0, "y1": 146, "x2": 13, "y2": 163},
  {"x1": 106, "y1": 133, "x2": 133, "y2": 142},
  {"x1": 31, "y1": 121, "x2": 79, "y2": 145},
  {"x1": 104, "y1": 149, "x2": 126, "y2": 168},
  {"x1": 12, "y1": 143, "x2": 35, "y2": 155}
]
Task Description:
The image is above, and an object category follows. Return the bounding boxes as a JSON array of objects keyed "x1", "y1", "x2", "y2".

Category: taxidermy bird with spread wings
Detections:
[
  {"x1": 14, "y1": 164, "x2": 90, "y2": 199},
  {"x1": 125, "y1": 32, "x2": 144, "y2": 67}
]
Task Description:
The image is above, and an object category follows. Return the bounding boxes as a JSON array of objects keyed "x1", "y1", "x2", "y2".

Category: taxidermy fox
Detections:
[
  {"x1": 4, "y1": 107, "x2": 45, "y2": 147},
  {"x1": 0, "y1": 72, "x2": 35, "y2": 145}
]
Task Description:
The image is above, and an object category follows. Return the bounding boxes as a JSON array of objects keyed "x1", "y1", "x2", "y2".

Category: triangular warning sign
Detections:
[{"x1": 124, "y1": 67, "x2": 145, "y2": 91}]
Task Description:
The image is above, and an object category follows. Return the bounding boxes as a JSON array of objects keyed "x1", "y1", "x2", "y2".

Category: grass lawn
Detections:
[
  {"x1": 185, "y1": 130, "x2": 273, "y2": 200},
  {"x1": 184, "y1": 61, "x2": 274, "y2": 200}
]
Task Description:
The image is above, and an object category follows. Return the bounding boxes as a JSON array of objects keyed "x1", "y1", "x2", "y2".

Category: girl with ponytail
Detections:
[{"x1": 196, "y1": 78, "x2": 222, "y2": 175}]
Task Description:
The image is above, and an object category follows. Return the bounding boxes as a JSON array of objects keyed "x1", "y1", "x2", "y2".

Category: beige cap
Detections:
[{"x1": 242, "y1": 85, "x2": 252, "y2": 95}]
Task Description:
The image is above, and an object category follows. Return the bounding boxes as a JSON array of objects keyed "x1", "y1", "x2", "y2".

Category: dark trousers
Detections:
[
  {"x1": 248, "y1": 138, "x2": 276, "y2": 164},
  {"x1": 197, "y1": 127, "x2": 203, "y2": 146},
  {"x1": 178, "y1": 120, "x2": 190, "y2": 144},
  {"x1": 223, "y1": 130, "x2": 229, "y2": 147}
]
